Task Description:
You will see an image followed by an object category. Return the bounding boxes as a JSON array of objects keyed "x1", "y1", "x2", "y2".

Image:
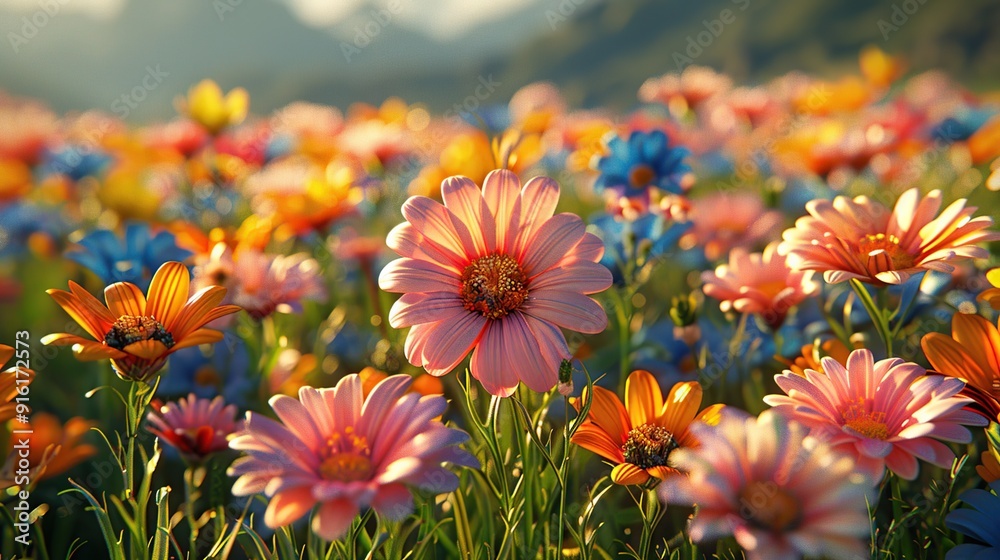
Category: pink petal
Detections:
[
  {"x1": 420, "y1": 312, "x2": 487, "y2": 375},
  {"x1": 514, "y1": 176, "x2": 560, "y2": 251},
  {"x1": 378, "y1": 258, "x2": 459, "y2": 294},
  {"x1": 529, "y1": 260, "x2": 613, "y2": 294},
  {"x1": 264, "y1": 486, "x2": 315, "y2": 529},
  {"x1": 482, "y1": 169, "x2": 522, "y2": 252},
  {"x1": 520, "y1": 213, "x2": 586, "y2": 276},
  {"x1": 441, "y1": 175, "x2": 495, "y2": 254},
  {"x1": 371, "y1": 482, "x2": 414, "y2": 521},
  {"x1": 312, "y1": 498, "x2": 359, "y2": 541},
  {"x1": 522, "y1": 290, "x2": 608, "y2": 334},
  {"x1": 471, "y1": 321, "x2": 520, "y2": 397},
  {"x1": 388, "y1": 292, "x2": 466, "y2": 328}
]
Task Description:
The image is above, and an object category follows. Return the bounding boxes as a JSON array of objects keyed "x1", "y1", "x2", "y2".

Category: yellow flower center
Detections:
[
  {"x1": 460, "y1": 253, "x2": 529, "y2": 319},
  {"x1": 621, "y1": 423, "x2": 677, "y2": 469},
  {"x1": 755, "y1": 280, "x2": 790, "y2": 299},
  {"x1": 739, "y1": 481, "x2": 802, "y2": 532},
  {"x1": 629, "y1": 164, "x2": 656, "y2": 188},
  {"x1": 104, "y1": 315, "x2": 175, "y2": 350},
  {"x1": 842, "y1": 400, "x2": 890, "y2": 440},
  {"x1": 319, "y1": 453, "x2": 373, "y2": 482},
  {"x1": 857, "y1": 233, "x2": 914, "y2": 274},
  {"x1": 319, "y1": 427, "x2": 373, "y2": 482}
]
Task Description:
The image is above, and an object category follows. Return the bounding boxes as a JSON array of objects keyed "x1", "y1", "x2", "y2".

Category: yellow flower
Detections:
[
  {"x1": 859, "y1": 46, "x2": 905, "y2": 88},
  {"x1": 177, "y1": 79, "x2": 249, "y2": 135},
  {"x1": 978, "y1": 441, "x2": 1000, "y2": 483},
  {"x1": 980, "y1": 268, "x2": 1000, "y2": 311},
  {"x1": 570, "y1": 371, "x2": 723, "y2": 485},
  {"x1": 42, "y1": 262, "x2": 241, "y2": 382}
]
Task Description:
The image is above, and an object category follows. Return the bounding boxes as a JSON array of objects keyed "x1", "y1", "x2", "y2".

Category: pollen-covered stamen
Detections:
[
  {"x1": 460, "y1": 253, "x2": 529, "y2": 319},
  {"x1": 629, "y1": 164, "x2": 656, "y2": 188},
  {"x1": 104, "y1": 315, "x2": 175, "y2": 350},
  {"x1": 841, "y1": 398, "x2": 890, "y2": 440},
  {"x1": 319, "y1": 427, "x2": 373, "y2": 482},
  {"x1": 858, "y1": 233, "x2": 914, "y2": 274},
  {"x1": 622, "y1": 423, "x2": 677, "y2": 469}
]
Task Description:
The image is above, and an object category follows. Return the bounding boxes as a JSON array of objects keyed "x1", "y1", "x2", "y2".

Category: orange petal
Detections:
[
  {"x1": 122, "y1": 339, "x2": 170, "y2": 360},
  {"x1": 581, "y1": 385, "x2": 630, "y2": 444},
  {"x1": 171, "y1": 328, "x2": 224, "y2": 351},
  {"x1": 570, "y1": 423, "x2": 625, "y2": 463},
  {"x1": 171, "y1": 285, "x2": 228, "y2": 338},
  {"x1": 657, "y1": 381, "x2": 703, "y2": 436},
  {"x1": 72, "y1": 340, "x2": 127, "y2": 361},
  {"x1": 922, "y1": 332, "x2": 992, "y2": 391},
  {"x1": 610, "y1": 462, "x2": 650, "y2": 485},
  {"x1": 980, "y1": 288, "x2": 1000, "y2": 311},
  {"x1": 47, "y1": 289, "x2": 107, "y2": 340},
  {"x1": 104, "y1": 282, "x2": 147, "y2": 318},
  {"x1": 625, "y1": 370, "x2": 664, "y2": 428},
  {"x1": 68, "y1": 281, "x2": 116, "y2": 326},
  {"x1": 145, "y1": 262, "x2": 191, "y2": 331},
  {"x1": 0, "y1": 345, "x2": 12, "y2": 367},
  {"x1": 952, "y1": 313, "x2": 1000, "y2": 377},
  {"x1": 646, "y1": 465, "x2": 681, "y2": 481}
]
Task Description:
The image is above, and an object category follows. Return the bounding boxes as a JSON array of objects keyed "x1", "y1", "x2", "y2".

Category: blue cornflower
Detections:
[
  {"x1": 39, "y1": 145, "x2": 111, "y2": 181},
  {"x1": 159, "y1": 332, "x2": 252, "y2": 407},
  {"x1": 945, "y1": 480, "x2": 1000, "y2": 559},
  {"x1": 593, "y1": 130, "x2": 690, "y2": 198},
  {"x1": 589, "y1": 211, "x2": 690, "y2": 285},
  {"x1": 66, "y1": 222, "x2": 193, "y2": 290},
  {"x1": 0, "y1": 202, "x2": 66, "y2": 259}
]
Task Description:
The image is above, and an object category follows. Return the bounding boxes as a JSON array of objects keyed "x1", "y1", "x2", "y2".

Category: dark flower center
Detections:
[
  {"x1": 628, "y1": 164, "x2": 656, "y2": 188},
  {"x1": 739, "y1": 481, "x2": 802, "y2": 532},
  {"x1": 460, "y1": 253, "x2": 529, "y2": 319},
  {"x1": 104, "y1": 315, "x2": 175, "y2": 350},
  {"x1": 622, "y1": 423, "x2": 677, "y2": 469}
]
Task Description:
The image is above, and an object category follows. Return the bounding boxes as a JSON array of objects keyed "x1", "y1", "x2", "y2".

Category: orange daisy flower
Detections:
[
  {"x1": 778, "y1": 338, "x2": 852, "y2": 377},
  {"x1": 921, "y1": 312, "x2": 1000, "y2": 421},
  {"x1": 41, "y1": 262, "x2": 241, "y2": 382},
  {"x1": 570, "y1": 371, "x2": 723, "y2": 485},
  {"x1": 978, "y1": 442, "x2": 1000, "y2": 484},
  {"x1": 1, "y1": 414, "x2": 97, "y2": 489}
]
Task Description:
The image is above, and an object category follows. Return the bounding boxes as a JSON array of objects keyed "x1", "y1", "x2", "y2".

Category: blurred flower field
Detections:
[{"x1": 2, "y1": 47, "x2": 1000, "y2": 559}]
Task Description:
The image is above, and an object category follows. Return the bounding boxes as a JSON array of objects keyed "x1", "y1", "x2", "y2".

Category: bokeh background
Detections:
[{"x1": 3, "y1": 0, "x2": 999, "y2": 120}]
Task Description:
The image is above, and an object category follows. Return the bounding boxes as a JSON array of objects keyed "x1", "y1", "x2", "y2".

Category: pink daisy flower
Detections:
[
  {"x1": 701, "y1": 241, "x2": 818, "y2": 329},
  {"x1": 146, "y1": 394, "x2": 239, "y2": 462},
  {"x1": 228, "y1": 374, "x2": 477, "y2": 541},
  {"x1": 680, "y1": 192, "x2": 784, "y2": 261},
  {"x1": 779, "y1": 188, "x2": 999, "y2": 285},
  {"x1": 659, "y1": 409, "x2": 875, "y2": 560},
  {"x1": 378, "y1": 169, "x2": 613, "y2": 397},
  {"x1": 763, "y1": 348, "x2": 987, "y2": 481}
]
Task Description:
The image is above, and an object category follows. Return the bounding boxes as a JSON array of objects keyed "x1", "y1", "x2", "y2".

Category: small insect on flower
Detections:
[
  {"x1": 570, "y1": 370, "x2": 723, "y2": 485},
  {"x1": 42, "y1": 262, "x2": 241, "y2": 382}
]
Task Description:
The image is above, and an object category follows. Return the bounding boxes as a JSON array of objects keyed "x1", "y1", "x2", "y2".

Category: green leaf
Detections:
[
  {"x1": 61, "y1": 480, "x2": 126, "y2": 560},
  {"x1": 151, "y1": 487, "x2": 171, "y2": 560}
]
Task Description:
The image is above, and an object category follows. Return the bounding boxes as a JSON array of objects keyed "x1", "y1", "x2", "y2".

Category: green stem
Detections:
[
  {"x1": 849, "y1": 279, "x2": 894, "y2": 357},
  {"x1": 610, "y1": 288, "x2": 633, "y2": 393},
  {"x1": 637, "y1": 487, "x2": 662, "y2": 559},
  {"x1": 184, "y1": 467, "x2": 199, "y2": 557},
  {"x1": 891, "y1": 475, "x2": 914, "y2": 560}
]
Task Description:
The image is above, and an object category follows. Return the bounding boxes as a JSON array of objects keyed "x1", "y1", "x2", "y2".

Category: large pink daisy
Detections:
[
  {"x1": 378, "y1": 169, "x2": 613, "y2": 396},
  {"x1": 228, "y1": 374, "x2": 477, "y2": 541},
  {"x1": 779, "y1": 188, "x2": 998, "y2": 285},
  {"x1": 659, "y1": 409, "x2": 875, "y2": 560},
  {"x1": 763, "y1": 348, "x2": 987, "y2": 480}
]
